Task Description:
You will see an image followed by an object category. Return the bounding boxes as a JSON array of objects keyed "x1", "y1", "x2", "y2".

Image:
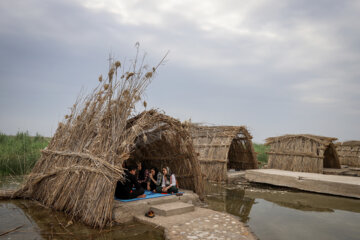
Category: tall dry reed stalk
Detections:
[{"x1": 14, "y1": 45, "x2": 168, "y2": 228}]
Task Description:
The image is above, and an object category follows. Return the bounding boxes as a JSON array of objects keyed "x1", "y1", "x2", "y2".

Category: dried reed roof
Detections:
[
  {"x1": 266, "y1": 134, "x2": 338, "y2": 146},
  {"x1": 339, "y1": 141, "x2": 360, "y2": 146},
  {"x1": 13, "y1": 49, "x2": 171, "y2": 228}
]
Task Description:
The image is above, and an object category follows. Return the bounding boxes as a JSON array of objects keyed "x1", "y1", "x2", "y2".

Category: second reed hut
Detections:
[
  {"x1": 265, "y1": 134, "x2": 341, "y2": 173},
  {"x1": 189, "y1": 125, "x2": 258, "y2": 182},
  {"x1": 336, "y1": 141, "x2": 360, "y2": 167}
]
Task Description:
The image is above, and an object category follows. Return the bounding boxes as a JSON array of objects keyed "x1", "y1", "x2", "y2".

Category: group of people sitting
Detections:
[{"x1": 115, "y1": 162, "x2": 179, "y2": 199}]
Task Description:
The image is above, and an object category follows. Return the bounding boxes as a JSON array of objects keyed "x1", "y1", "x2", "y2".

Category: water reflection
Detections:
[
  {"x1": 0, "y1": 200, "x2": 164, "y2": 240},
  {"x1": 0, "y1": 176, "x2": 164, "y2": 240},
  {"x1": 204, "y1": 182, "x2": 360, "y2": 240},
  {"x1": 204, "y1": 183, "x2": 255, "y2": 222}
]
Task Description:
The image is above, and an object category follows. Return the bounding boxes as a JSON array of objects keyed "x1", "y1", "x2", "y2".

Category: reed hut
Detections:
[
  {"x1": 265, "y1": 134, "x2": 341, "y2": 173},
  {"x1": 189, "y1": 125, "x2": 258, "y2": 182},
  {"x1": 126, "y1": 110, "x2": 203, "y2": 195},
  {"x1": 12, "y1": 52, "x2": 203, "y2": 228},
  {"x1": 336, "y1": 141, "x2": 360, "y2": 167}
]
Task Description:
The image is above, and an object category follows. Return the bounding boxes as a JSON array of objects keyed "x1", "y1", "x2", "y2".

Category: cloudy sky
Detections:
[{"x1": 0, "y1": 0, "x2": 359, "y2": 142}]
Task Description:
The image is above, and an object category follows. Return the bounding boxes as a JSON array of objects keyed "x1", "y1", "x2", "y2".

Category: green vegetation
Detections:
[
  {"x1": 253, "y1": 143, "x2": 269, "y2": 168},
  {"x1": 0, "y1": 131, "x2": 50, "y2": 176}
]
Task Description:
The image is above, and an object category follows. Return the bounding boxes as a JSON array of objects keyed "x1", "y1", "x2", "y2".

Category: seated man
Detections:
[{"x1": 115, "y1": 165, "x2": 146, "y2": 199}]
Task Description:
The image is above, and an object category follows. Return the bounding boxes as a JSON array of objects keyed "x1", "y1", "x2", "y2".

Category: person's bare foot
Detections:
[{"x1": 137, "y1": 194, "x2": 146, "y2": 198}]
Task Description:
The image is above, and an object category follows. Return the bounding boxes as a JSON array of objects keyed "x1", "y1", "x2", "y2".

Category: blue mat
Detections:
[{"x1": 115, "y1": 190, "x2": 174, "y2": 202}]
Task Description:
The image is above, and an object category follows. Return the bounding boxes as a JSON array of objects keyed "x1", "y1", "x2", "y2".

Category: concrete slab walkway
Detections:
[
  {"x1": 245, "y1": 169, "x2": 360, "y2": 198},
  {"x1": 113, "y1": 189, "x2": 200, "y2": 224},
  {"x1": 135, "y1": 207, "x2": 256, "y2": 240},
  {"x1": 227, "y1": 170, "x2": 246, "y2": 184}
]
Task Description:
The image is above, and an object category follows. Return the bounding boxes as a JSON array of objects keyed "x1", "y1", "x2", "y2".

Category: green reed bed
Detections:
[
  {"x1": 253, "y1": 143, "x2": 269, "y2": 167},
  {"x1": 0, "y1": 131, "x2": 50, "y2": 176}
]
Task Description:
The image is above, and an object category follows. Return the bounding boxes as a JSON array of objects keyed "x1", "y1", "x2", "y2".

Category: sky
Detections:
[{"x1": 0, "y1": 0, "x2": 359, "y2": 143}]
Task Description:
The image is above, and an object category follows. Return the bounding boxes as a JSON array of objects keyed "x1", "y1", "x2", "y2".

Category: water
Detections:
[
  {"x1": 2, "y1": 176, "x2": 360, "y2": 240},
  {"x1": 204, "y1": 182, "x2": 360, "y2": 240},
  {"x1": 0, "y1": 176, "x2": 163, "y2": 240}
]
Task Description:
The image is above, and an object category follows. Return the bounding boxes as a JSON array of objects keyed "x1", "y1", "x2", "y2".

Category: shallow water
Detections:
[
  {"x1": 0, "y1": 200, "x2": 164, "y2": 240},
  {"x1": 204, "y1": 182, "x2": 360, "y2": 240},
  {"x1": 0, "y1": 176, "x2": 163, "y2": 240},
  {"x1": 2, "y1": 176, "x2": 360, "y2": 240}
]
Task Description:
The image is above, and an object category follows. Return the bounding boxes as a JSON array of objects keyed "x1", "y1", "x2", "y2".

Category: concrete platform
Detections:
[
  {"x1": 151, "y1": 202, "x2": 195, "y2": 216},
  {"x1": 112, "y1": 189, "x2": 201, "y2": 224},
  {"x1": 323, "y1": 167, "x2": 360, "y2": 177},
  {"x1": 135, "y1": 207, "x2": 256, "y2": 240},
  {"x1": 245, "y1": 169, "x2": 360, "y2": 198},
  {"x1": 227, "y1": 170, "x2": 247, "y2": 184}
]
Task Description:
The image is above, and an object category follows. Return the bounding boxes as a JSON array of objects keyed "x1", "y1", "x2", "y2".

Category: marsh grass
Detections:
[
  {"x1": 253, "y1": 143, "x2": 269, "y2": 167},
  {"x1": 0, "y1": 131, "x2": 50, "y2": 176}
]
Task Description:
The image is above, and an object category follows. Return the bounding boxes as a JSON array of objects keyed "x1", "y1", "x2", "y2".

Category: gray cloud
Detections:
[{"x1": 0, "y1": 0, "x2": 359, "y2": 142}]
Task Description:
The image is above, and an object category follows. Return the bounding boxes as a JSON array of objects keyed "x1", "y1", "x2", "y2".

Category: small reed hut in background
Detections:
[
  {"x1": 265, "y1": 134, "x2": 341, "y2": 173},
  {"x1": 189, "y1": 125, "x2": 258, "y2": 182},
  {"x1": 336, "y1": 141, "x2": 360, "y2": 167},
  {"x1": 12, "y1": 49, "x2": 203, "y2": 228}
]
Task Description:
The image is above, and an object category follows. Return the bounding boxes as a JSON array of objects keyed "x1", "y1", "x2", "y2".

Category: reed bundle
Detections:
[{"x1": 14, "y1": 47, "x2": 168, "y2": 228}]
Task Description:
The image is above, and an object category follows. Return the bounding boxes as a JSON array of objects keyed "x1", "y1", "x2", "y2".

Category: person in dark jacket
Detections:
[
  {"x1": 136, "y1": 162, "x2": 150, "y2": 189},
  {"x1": 115, "y1": 165, "x2": 146, "y2": 199}
]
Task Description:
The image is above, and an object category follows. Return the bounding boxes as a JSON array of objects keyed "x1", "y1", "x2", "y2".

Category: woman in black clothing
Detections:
[
  {"x1": 147, "y1": 167, "x2": 159, "y2": 191},
  {"x1": 115, "y1": 165, "x2": 146, "y2": 199}
]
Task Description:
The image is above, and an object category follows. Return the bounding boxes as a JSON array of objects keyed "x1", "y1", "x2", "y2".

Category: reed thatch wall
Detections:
[
  {"x1": 265, "y1": 134, "x2": 341, "y2": 173},
  {"x1": 189, "y1": 125, "x2": 257, "y2": 182},
  {"x1": 335, "y1": 141, "x2": 360, "y2": 167}
]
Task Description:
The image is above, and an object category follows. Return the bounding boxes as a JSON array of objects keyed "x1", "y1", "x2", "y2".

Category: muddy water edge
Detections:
[{"x1": 0, "y1": 176, "x2": 163, "y2": 240}]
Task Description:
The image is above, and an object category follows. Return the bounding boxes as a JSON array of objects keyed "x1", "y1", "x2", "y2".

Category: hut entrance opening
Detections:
[
  {"x1": 323, "y1": 143, "x2": 341, "y2": 169},
  {"x1": 127, "y1": 126, "x2": 188, "y2": 178},
  {"x1": 227, "y1": 133, "x2": 257, "y2": 171},
  {"x1": 125, "y1": 112, "x2": 203, "y2": 195}
]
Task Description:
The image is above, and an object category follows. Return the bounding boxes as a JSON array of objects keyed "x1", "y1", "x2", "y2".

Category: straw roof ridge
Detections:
[
  {"x1": 265, "y1": 134, "x2": 337, "y2": 146},
  {"x1": 189, "y1": 124, "x2": 253, "y2": 140},
  {"x1": 339, "y1": 140, "x2": 360, "y2": 146}
]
